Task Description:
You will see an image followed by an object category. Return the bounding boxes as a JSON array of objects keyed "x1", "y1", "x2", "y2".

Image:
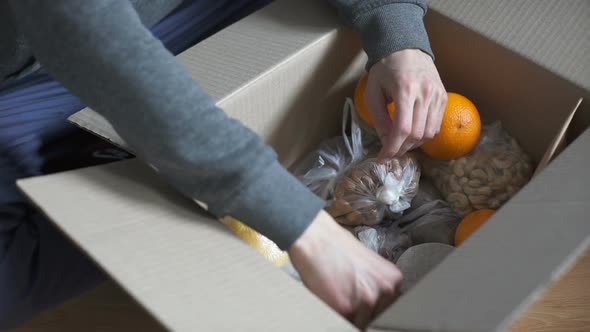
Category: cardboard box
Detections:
[{"x1": 17, "y1": 0, "x2": 590, "y2": 331}]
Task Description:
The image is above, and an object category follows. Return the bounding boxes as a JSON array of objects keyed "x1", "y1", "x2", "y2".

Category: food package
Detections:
[
  {"x1": 222, "y1": 217, "x2": 289, "y2": 267},
  {"x1": 293, "y1": 98, "x2": 377, "y2": 199},
  {"x1": 353, "y1": 222, "x2": 412, "y2": 263},
  {"x1": 293, "y1": 136, "x2": 359, "y2": 199},
  {"x1": 422, "y1": 122, "x2": 533, "y2": 216},
  {"x1": 398, "y1": 178, "x2": 461, "y2": 245},
  {"x1": 326, "y1": 155, "x2": 421, "y2": 226},
  {"x1": 351, "y1": 178, "x2": 461, "y2": 263}
]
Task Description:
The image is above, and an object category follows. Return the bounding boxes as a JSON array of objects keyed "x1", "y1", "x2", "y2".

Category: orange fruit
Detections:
[
  {"x1": 354, "y1": 72, "x2": 395, "y2": 127},
  {"x1": 454, "y1": 209, "x2": 495, "y2": 246},
  {"x1": 420, "y1": 92, "x2": 481, "y2": 160},
  {"x1": 222, "y1": 217, "x2": 289, "y2": 266}
]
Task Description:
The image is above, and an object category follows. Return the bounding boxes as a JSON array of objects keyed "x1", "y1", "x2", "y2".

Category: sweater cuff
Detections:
[
  {"x1": 223, "y1": 160, "x2": 325, "y2": 250},
  {"x1": 352, "y1": 3, "x2": 433, "y2": 70}
]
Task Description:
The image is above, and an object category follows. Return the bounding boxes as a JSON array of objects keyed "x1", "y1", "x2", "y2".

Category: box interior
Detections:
[
  {"x1": 250, "y1": 11, "x2": 585, "y2": 169},
  {"x1": 220, "y1": 11, "x2": 589, "y2": 331},
  {"x1": 18, "y1": 1, "x2": 589, "y2": 331}
]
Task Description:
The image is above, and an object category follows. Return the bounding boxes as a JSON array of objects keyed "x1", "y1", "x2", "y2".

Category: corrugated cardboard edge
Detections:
[
  {"x1": 371, "y1": 129, "x2": 590, "y2": 332},
  {"x1": 68, "y1": 112, "x2": 129, "y2": 151},
  {"x1": 16, "y1": 160, "x2": 356, "y2": 332},
  {"x1": 500, "y1": 235, "x2": 590, "y2": 332},
  {"x1": 428, "y1": 0, "x2": 590, "y2": 92},
  {"x1": 533, "y1": 98, "x2": 583, "y2": 177}
]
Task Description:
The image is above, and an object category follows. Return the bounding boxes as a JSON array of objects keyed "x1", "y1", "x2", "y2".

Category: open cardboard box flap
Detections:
[{"x1": 17, "y1": 0, "x2": 590, "y2": 331}]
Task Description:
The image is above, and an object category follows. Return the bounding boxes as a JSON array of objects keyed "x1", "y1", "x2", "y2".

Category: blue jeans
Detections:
[{"x1": 0, "y1": 0, "x2": 272, "y2": 328}]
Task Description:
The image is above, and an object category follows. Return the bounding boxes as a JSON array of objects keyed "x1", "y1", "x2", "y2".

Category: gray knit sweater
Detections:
[{"x1": 5, "y1": 0, "x2": 432, "y2": 250}]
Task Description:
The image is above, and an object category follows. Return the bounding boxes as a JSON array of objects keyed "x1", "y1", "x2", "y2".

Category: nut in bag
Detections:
[
  {"x1": 423, "y1": 121, "x2": 533, "y2": 216},
  {"x1": 351, "y1": 178, "x2": 460, "y2": 263},
  {"x1": 293, "y1": 98, "x2": 376, "y2": 199},
  {"x1": 327, "y1": 155, "x2": 421, "y2": 226}
]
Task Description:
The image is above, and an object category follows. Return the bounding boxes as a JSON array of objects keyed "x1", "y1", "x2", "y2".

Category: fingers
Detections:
[
  {"x1": 399, "y1": 95, "x2": 428, "y2": 154},
  {"x1": 352, "y1": 294, "x2": 374, "y2": 330},
  {"x1": 371, "y1": 278, "x2": 401, "y2": 322},
  {"x1": 365, "y1": 49, "x2": 449, "y2": 160},
  {"x1": 369, "y1": 292, "x2": 397, "y2": 326},
  {"x1": 364, "y1": 76, "x2": 393, "y2": 144},
  {"x1": 429, "y1": 89, "x2": 445, "y2": 138},
  {"x1": 380, "y1": 81, "x2": 447, "y2": 157},
  {"x1": 435, "y1": 91, "x2": 448, "y2": 133},
  {"x1": 378, "y1": 91, "x2": 413, "y2": 161},
  {"x1": 353, "y1": 268, "x2": 402, "y2": 330},
  {"x1": 424, "y1": 88, "x2": 447, "y2": 139},
  {"x1": 421, "y1": 90, "x2": 447, "y2": 152}
]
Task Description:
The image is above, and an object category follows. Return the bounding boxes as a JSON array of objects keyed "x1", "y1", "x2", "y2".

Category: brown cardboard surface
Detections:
[
  {"x1": 17, "y1": 160, "x2": 355, "y2": 332},
  {"x1": 426, "y1": 0, "x2": 590, "y2": 144},
  {"x1": 15, "y1": 0, "x2": 590, "y2": 331},
  {"x1": 423, "y1": 10, "x2": 586, "y2": 163},
  {"x1": 533, "y1": 98, "x2": 583, "y2": 177},
  {"x1": 428, "y1": 0, "x2": 590, "y2": 92},
  {"x1": 372, "y1": 129, "x2": 590, "y2": 332}
]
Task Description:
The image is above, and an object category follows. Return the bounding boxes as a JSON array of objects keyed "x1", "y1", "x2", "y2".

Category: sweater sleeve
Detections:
[
  {"x1": 9, "y1": 0, "x2": 325, "y2": 250},
  {"x1": 328, "y1": 0, "x2": 433, "y2": 69}
]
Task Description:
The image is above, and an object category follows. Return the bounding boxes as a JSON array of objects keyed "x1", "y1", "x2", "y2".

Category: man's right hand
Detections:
[{"x1": 288, "y1": 210, "x2": 402, "y2": 330}]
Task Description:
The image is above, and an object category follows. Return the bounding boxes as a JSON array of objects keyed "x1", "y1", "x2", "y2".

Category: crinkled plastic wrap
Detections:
[
  {"x1": 352, "y1": 178, "x2": 461, "y2": 262},
  {"x1": 327, "y1": 155, "x2": 421, "y2": 226},
  {"x1": 354, "y1": 223, "x2": 412, "y2": 262},
  {"x1": 398, "y1": 178, "x2": 461, "y2": 246},
  {"x1": 422, "y1": 122, "x2": 533, "y2": 216},
  {"x1": 293, "y1": 99, "x2": 375, "y2": 199}
]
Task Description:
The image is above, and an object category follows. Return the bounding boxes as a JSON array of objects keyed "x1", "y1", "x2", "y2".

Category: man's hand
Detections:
[
  {"x1": 365, "y1": 49, "x2": 447, "y2": 160},
  {"x1": 288, "y1": 210, "x2": 402, "y2": 330}
]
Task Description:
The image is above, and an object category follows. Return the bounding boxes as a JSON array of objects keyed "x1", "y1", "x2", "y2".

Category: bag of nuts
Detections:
[
  {"x1": 326, "y1": 155, "x2": 421, "y2": 226},
  {"x1": 351, "y1": 179, "x2": 460, "y2": 262},
  {"x1": 294, "y1": 98, "x2": 378, "y2": 199},
  {"x1": 423, "y1": 122, "x2": 533, "y2": 216}
]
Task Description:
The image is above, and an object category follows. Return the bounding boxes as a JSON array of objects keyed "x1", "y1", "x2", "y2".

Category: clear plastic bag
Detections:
[
  {"x1": 295, "y1": 98, "x2": 421, "y2": 226},
  {"x1": 354, "y1": 223, "x2": 412, "y2": 262},
  {"x1": 326, "y1": 155, "x2": 421, "y2": 226},
  {"x1": 397, "y1": 178, "x2": 461, "y2": 246},
  {"x1": 293, "y1": 98, "x2": 375, "y2": 199},
  {"x1": 351, "y1": 178, "x2": 460, "y2": 263},
  {"x1": 422, "y1": 121, "x2": 533, "y2": 216}
]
